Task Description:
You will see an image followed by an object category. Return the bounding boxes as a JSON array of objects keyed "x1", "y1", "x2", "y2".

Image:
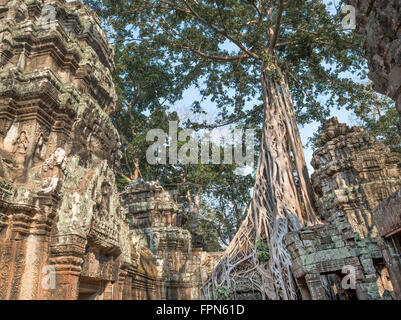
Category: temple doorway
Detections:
[{"x1": 321, "y1": 272, "x2": 358, "y2": 300}]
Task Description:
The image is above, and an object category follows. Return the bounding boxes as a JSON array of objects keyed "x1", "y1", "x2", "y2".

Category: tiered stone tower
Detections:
[
  {"x1": 121, "y1": 180, "x2": 218, "y2": 300},
  {"x1": 0, "y1": 0, "x2": 135, "y2": 300},
  {"x1": 284, "y1": 118, "x2": 401, "y2": 300}
]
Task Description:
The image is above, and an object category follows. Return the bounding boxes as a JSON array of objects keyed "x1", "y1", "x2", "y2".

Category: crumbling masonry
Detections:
[
  {"x1": 0, "y1": 0, "x2": 136, "y2": 300},
  {"x1": 122, "y1": 180, "x2": 219, "y2": 300}
]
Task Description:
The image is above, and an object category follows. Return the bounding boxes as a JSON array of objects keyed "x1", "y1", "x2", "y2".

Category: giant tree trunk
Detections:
[{"x1": 205, "y1": 63, "x2": 319, "y2": 300}]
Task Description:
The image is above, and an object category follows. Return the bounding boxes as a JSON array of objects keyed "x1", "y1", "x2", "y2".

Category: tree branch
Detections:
[
  {"x1": 154, "y1": 16, "x2": 251, "y2": 62},
  {"x1": 268, "y1": 0, "x2": 284, "y2": 54},
  {"x1": 182, "y1": 0, "x2": 260, "y2": 59}
]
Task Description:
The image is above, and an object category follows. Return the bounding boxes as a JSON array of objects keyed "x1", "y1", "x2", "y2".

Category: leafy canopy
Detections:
[{"x1": 87, "y1": 0, "x2": 379, "y2": 128}]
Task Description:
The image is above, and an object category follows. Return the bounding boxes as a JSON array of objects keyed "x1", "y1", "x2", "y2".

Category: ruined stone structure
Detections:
[
  {"x1": 2, "y1": 0, "x2": 401, "y2": 302},
  {"x1": 374, "y1": 190, "x2": 401, "y2": 299},
  {"x1": 284, "y1": 118, "x2": 401, "y2": 300},
  {"x1": 122, "y1": 180, "x2": 219, "y2": 300},
  {"x1": 311, "y1": 117, "x2": 401, "y2": 238},
  {"x1": 343, "y1": 0, "x2": 401, "y2": 300},
  {"x1": 284, "y1": 225, "x2": 390, "y2": 300}
]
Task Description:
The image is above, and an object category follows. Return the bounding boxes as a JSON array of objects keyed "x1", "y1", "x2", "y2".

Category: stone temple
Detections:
[{"x1": 0, "y1": 0, "x2": 401, "y2": 301}]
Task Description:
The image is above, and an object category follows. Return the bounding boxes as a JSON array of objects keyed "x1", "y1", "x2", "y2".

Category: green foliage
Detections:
[
  {"x1": 365, "y1": 108, "x2": 401, "y2": 154},
  {"x1": 198, "y1": 182, "x2": 251, "y2": 251},
  {"x1": 86, "y1": 0, "x2": 377, "y2": 129},
  {"x1": 307, "y1": 84, "x2": 401, "y2": 154},
  {"x1": 216, "y1": 286, "x2": 233, "y2": 300},
  {"x1": 255, "y1": 239, "x2": 270, "y2": 263},
  {"x1": 160, "y1": 136, "x2": 254, "y2": 249}
]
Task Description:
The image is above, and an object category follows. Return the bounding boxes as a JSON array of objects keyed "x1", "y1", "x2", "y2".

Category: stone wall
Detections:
[
  {"x1": 284, "y1": 224, "x2": 390, "y2": 300},
  {"x1": 0, "y1": 0, "x2": 216, "y2": 301},
  {"x1": 0, "y1": 0, "x2": 136, "y2": 300},
  {"x1": 343, "y1": 0, "x2": 401, "y2": 301},
  {"x1": 375, "y1": 190, "x2": 401, "y2": 238},
  {"x1": 374, "y1": 189, "x2": 401, "y2": 299}
]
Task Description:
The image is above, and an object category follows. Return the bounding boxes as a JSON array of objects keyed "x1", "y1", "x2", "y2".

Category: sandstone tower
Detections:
[
  {"x1": 311, "y1": 117, "x2": 401, "y2": 238},
  {"x1": 0, "y1": 0, "x2": 136, "y2": 300},
  {"x1": 122, "y1": 180, "x2": 219, "y2": 300}
]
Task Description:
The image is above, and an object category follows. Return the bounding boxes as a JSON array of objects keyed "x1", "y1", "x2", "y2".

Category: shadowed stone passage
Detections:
[
  {"x1": 121, "y1": 180, "x2": 221, "y2": 300},
  {"x1": 0, "y1": 0, "x2": 136, "y2": 300},
  {"x1": 284, "y1": 118, "x2": 401, "y2": 300}
]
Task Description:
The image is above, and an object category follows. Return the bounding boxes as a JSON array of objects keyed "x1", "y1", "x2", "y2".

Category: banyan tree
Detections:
[{"x1": 88, "y1": 0, "x2": 382, "y2": 299}]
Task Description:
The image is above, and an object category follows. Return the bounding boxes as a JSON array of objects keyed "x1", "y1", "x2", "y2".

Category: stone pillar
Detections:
[
  {"x1": 0, "y1": 193, "x2": 58, "y2": 300},
  {"x1": 305, "y1": 274, "x2": 327, "y2": 300},
  {"x1": 46, "y1": 235, "x2": 86, "y2": 300}
]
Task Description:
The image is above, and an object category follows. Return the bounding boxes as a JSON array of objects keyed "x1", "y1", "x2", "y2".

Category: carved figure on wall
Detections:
[
  {"x1": 12, "y1": 131, "x2": 28, "y2": 172},
  {"x1": 33, "y1": 133, "x2": 45, "y2": 163},
  {"x1": 41, "y1": 148, "x2": 66, "y2": 194},
  {"x1": 7, "y1": 0, "x2": 28, "y2": 23}
]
